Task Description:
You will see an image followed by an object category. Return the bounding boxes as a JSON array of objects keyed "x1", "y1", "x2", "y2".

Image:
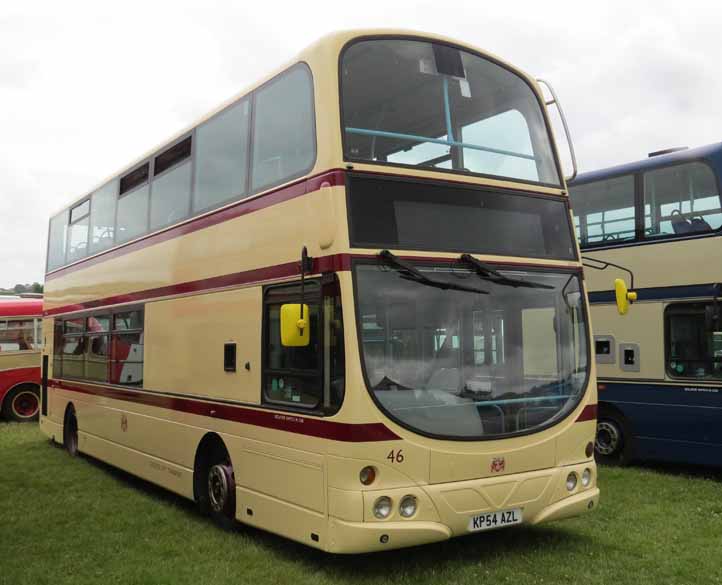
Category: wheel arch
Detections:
[
  {"x1": 597, "y1": 401, "x2": 631, "y2": 430},
  {"x1": 192, "y1": 432, "x2": 234, "y2": 503}
]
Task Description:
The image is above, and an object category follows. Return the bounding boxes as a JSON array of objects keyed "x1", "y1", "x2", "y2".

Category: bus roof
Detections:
[
  {"x1": 572, "y1": 141, "x2": 722, "y2": 186},
  {"x1": 0, "y1": 297, "x2": 44, "y2": 317}
]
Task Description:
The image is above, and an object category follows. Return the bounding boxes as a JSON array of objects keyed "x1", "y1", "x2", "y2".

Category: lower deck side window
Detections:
[
  {"x1": 54, "y1": 308, "x2": 144, "y2": 386},
  {"x1": 666, "y1": 302, "x2": 722, "y2": 379},
  {"x1": 0, "y1": 318, "x2": 42, "y2": 351}
]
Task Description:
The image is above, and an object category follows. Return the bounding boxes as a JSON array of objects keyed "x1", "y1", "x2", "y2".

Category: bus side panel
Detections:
[
  {"x1": 600, "y1": 382, "x2": 722, "y2": 466},
  {"x1": 235, "y1": 486, "x2": 326, "y2": 549},
  {"x1": 226, "y1": 435, "x2": 326, "y2": 514},
  {"x1": 80, "y1": 426, "x2": 194, "y2": 498},
  {"x1": 144, "y1": 288, "x2": 262, "y2": 405},
  {"x1": 592, "y1": 303, "x2": 664, "y2": 381}
]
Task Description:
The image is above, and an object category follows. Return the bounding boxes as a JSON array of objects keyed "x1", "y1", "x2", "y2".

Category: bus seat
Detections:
[
  {"x1": 670, "y1": 209, "x2": 692, "y2": 234},
  {"x1": 690, "y1": 217, "x2": 712, "y2": 232}
]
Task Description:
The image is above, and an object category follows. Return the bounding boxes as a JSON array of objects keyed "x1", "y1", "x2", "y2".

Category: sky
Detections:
[{"x1": 1, "y1": 0, "x2": 721, "y2": 286}]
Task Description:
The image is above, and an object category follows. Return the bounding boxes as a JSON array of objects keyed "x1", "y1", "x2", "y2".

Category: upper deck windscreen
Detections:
[{"x1": 341, "y1": 38, "x2": 560, "y2": 186}]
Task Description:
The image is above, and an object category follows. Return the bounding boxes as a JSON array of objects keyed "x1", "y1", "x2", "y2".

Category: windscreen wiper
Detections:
[
  {"x1": 459, "y1": 254, "x2": 554, "y2": 290},
  {"x1": 379, "y1": 250, "x2": 488, "y2": 294}
]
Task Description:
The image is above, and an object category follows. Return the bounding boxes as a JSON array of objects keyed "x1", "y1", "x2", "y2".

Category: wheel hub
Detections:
[
  {"x1": 596, "y1": 420, "x2": 621, "y2": 456},
  {"x1": 208, "y1": 464, "x2": 232, "y2": 513},
  {"x1": 12, "y1": 391, "x2": 39, "y2": 419}
]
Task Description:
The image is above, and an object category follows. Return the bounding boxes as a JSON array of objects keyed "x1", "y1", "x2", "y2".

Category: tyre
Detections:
[
  {"x1": 595, "y1": 414, "x2": 628, "y2": 464},
  {"x1": 2, "y1": 385, "x2": 40, "y2": 422},
  {"x1": 199, "y1": 443, "x2": 236, "y2": 529},
  {"x1": 63, "y1": 407, "x2": 79, "y2": 457}
]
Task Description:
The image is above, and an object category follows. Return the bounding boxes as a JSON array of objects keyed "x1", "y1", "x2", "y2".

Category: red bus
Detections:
[{"x1": 0, "y1": 297, "x2": 43, "y2": 421}]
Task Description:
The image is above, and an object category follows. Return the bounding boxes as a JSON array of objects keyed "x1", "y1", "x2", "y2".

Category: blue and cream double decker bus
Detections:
[{"x1": 569, "y1": 142, "x2": 722, "y2": 466}]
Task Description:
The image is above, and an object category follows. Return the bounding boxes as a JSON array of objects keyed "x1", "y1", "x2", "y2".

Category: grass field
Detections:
[{"x1": 1, "y1": 423, "x2": 721, "y2": 585}]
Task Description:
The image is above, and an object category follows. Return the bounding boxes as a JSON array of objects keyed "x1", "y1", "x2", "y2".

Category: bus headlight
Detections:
[
  {"x1": 566, "y1": 472, "x2": 578, "y2": 492},
  {"x1": 581, "y1": 468, "x2": 592, "y2": 487},
  {"x1": 399, "y1": 495, "x2": 417, "y2": 518},
  {"x1": 373, "y1": 496, "x2": 392, "y2": 519}
]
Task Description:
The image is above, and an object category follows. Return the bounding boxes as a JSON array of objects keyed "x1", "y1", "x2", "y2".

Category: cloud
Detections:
[{"x1": 0, "y1": 0, "x2": 720, "y2": 285}]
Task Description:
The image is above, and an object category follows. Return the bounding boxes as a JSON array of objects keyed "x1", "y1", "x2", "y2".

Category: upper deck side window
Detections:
[
  {"x1": 644, "y1": 162, "x2": 721, "y2": 238},
  {"x1": 569, "y1": 175, "x2": 636, "y2": 247},
  {"x1": 117, "y1": 163, "x2": 151, "y2": 244},
  {"x1": 251, "y1": 64, "x2": 316, "y2": 192},
  {"x1": 193, "y1": 98, "x2": 250, "y2": 214},
  {"x1": 150, "y1": 136, "x2": 193, "y2": 231},
  {"x1": 67, "y1": 199, "x2": 91, "y2": 263},
  {"x1": 47, "y1": 210, "x2": 69, "y2": 271},
  {"x1": 340, "y1": 38, "x2": 560, "y2": 186},
  {"x1": 569, "y1": 159, "x2": 721, "y2": 249},
  {"x1": 46, "y1": 63, "x2": 316, "y2": 274}
]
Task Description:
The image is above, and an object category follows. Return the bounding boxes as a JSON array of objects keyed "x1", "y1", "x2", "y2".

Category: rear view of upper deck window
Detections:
[{"x1": 341, "y1": 39, "x2": 560, "y2": 186}]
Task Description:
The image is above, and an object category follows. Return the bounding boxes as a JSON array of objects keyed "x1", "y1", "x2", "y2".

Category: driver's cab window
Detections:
[{"x1": 263, "y1": 277, "x2": 344, "y2": 413}]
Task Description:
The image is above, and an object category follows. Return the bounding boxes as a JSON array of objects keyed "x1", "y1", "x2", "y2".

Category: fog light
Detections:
[
  {"x1": 581, "y1": 468, "x2": 592, "y2": 487},
  {"x1": 566, "y1": 472, "x2": 578, "y2": 492},
  {"x1": 373, "y1": 496, "x2": 392, "y2": 519},
  {"x1": 359, "y1": 466, "x2": 376, "y2": 486},
  {"x1": 399, "y1": 495, "x2": 417, "y2": 518}
]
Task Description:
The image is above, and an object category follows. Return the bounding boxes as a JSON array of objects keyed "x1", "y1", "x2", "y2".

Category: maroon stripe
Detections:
[
  {"x1": 43, "y1": 252, "x2": 573, "y2": 317},
  {"x1": 51, "y1": 379, "x2": 400, "y2": 442},
  {"x1": 44, "y1": 253, "x2": 352, "y2": 316},
  {"x1": 575, "y1": 403, "x2": 597, "y2": 422},
  {"x1": 45, "y1": 169, "x2": 346, "y2": 282}
]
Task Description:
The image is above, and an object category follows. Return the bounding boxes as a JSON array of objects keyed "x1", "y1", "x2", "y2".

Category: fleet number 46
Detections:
[{"x1": 387, "y1": 449, "x2": 404, "y2": 463}]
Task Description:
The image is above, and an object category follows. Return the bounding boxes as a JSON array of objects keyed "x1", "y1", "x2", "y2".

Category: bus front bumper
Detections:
[{"x1": 327, "y1": 464, "x2": 599, "y2": 553}]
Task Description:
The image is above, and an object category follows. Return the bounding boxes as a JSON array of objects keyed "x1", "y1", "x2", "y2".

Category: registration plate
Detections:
[{"x1": 468, "y1": 508, "x2": 522, "y2": 532}]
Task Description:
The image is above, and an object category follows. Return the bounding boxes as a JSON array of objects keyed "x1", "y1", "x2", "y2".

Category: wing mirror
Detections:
[
  {"x1": 614, "y1": 278, "x2": 637, "y2": 315},
  {"x1": 280, "y1": 303, "x2": 310, "y2": 347}
]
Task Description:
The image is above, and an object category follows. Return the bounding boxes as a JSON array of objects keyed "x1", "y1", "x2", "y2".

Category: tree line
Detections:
[{"x1": 0, "y1": 283, "x2": 44, "y2": 295}]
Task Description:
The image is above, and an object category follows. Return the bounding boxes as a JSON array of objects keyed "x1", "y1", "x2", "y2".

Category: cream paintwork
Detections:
[
  {"x1": 583, "y1": 237, "x2": 719, "y2": 292},
  {"x1": 145, "y1": 287, "x2": 262, "y2": 404},
  {"x1": 0, "y1": 351, "x2": 40, "y2": 372},
  {"x1": 40, "y1": 30, "x2": 597, "y2": 553},
  {"x1": 583, "y1": 236, "x2": 718, "y2": 384}
]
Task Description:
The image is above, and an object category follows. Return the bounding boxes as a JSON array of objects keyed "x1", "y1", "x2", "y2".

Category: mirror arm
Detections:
[
  {"x1": 581, "y1": 256, "x2": 635, "y2": 291},
  {"x1": 299, "y1": 246, "x2": 313, "y2": 327}
]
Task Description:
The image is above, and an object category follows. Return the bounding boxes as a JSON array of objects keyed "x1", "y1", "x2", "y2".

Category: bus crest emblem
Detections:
[
  {"x1": 120, "y1": 414, "x2": 128, "y2": 433},
  {"x1": 490, "y1": 457, "x2": 505, "y2": 473}
]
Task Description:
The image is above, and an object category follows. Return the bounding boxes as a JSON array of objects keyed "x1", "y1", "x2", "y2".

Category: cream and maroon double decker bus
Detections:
[{"x1": 40, "y1": 30, "x2": 599, "y2": 553}]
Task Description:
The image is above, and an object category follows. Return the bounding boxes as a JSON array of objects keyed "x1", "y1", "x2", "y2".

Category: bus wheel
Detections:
[
  {"x1": 207, "y1": 460, "x2": 236, "y2": 528},
  {"x1": 3, "y1": 385, "x2": 40, "y2": 422},
  {"x1": 595, "y1": 417, "x2": 625, "y2": 463},
  {"x1": 63, "y1": 407, "x2": 79, "y2": 457}
]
